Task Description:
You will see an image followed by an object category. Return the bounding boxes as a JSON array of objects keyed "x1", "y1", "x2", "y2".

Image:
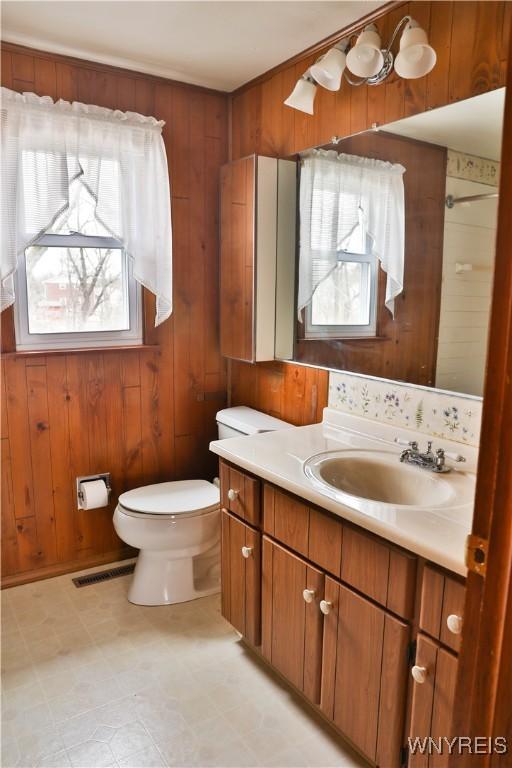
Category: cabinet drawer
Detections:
[
  {"x1": 264, "y1": 485, "x2": 342, "y2": 577},
  {"x1": 419, "y1": 566, "x2": 465, "y2": 652},
  {"x1": 264, "y1": 485, "x2": 309, "y2": 557},
  {"x1": 220, "y1": 460, "x2": 261, "y2": 526},
  {"x1": 221, "y1": 510, "x2": 261, "y2": 646},
  {"x1": 341, "y1": 526, "x2": 417, "y2": 620}
]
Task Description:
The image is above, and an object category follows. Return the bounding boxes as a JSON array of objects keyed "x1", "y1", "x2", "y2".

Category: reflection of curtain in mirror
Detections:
[{"x1": 298, "y1": 149, "x2": 405, "y2": 317}]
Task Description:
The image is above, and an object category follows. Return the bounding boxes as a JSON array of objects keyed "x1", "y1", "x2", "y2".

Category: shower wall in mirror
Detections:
[{"x1": 275, "y1": 88, "x2": 504, "y2": 398}]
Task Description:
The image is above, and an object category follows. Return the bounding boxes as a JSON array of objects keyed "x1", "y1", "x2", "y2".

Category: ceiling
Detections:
[
  {"x1": 384, "y1": 89, "x2": 505, "y2": 161},
  {"x1": 1, "y1": 1, "x2": 383, "y2": 91}
]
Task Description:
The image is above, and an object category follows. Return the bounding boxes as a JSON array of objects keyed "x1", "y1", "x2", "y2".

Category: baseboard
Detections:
[{"x1": 1, "y1": 548, "x2": 137, "y2": 589}]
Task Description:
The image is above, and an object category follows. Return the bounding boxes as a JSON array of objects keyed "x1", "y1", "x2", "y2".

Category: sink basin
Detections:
[{"x1": 304, "y1": 449, "x2": 467, "y2": 509}]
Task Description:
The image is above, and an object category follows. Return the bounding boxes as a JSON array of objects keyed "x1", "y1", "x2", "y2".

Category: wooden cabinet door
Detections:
[
  {"x1": 409, "y1": 634, "x2": 458, "y2": 768},
  {"x1": 321, "y1": 577, "x2": 410, "y2": 767},
  {"x1": 220, "y1": 155, "x2": 255, "y2": 362},
  {"x1": 220, "y1": 461, "x2": 261, "y2": 526},
  {"x1": 221, "y1": 510, "x2": 261, "y2": 646},
  {"x1": 262, "y1": 537, "x2": 324, "y2": 704}
]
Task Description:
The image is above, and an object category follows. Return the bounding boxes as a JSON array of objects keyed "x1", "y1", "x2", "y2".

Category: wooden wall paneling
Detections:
[
  {"x1": 204, "y1": 126, "x2": 227, "y2": 392},
  {"x1": 117, "y1": 75, "x2": 136, "y2": 112},
  {"x1": 1, "y1": 363, "x2": 9, "y2": 440},
  {"x1": 293, "y1": 55, "x2": 316, "y2": 153},
  {"x1": 1, "y1": 439, "x2": 19, "y2": 576},
  {"x1": 65, "y1": 354, "x2": 93, "y2": 558},
  {"x1": 11, "y1": 51, "x2": 35, "y2": 83},
  {"x1": 120, "y1": 352, "x2": 144, "y2": 494},
  {"x1": 349, "y1": 81, "x2": 369, "y2": 135},
  {"x1": 4, "y1": 356, "x2": 35, "y2": 520},
  {"x1": 1, "y1": 49, "x2": 13, "y2": 88},
  {"x1": 449, "y1": 2, "x2": 503, "y2": 103},
  {"x1": 102, "y1": 351, "x2": 126, "y2": 517},
  {"x1": 382, "y1": 3, "x2": 407, "y2": 124},
  {"x1": 1, "y1": 43, "x2": 229, "y2": 583},
  {"x1": 403, "y1": 1, "x2": 431, "y2": 117},
  {"x1": 46, "y1": 356, "x2": 77, "y2": 563},
  {"x1": 1, "y1": 309, "x2": 16, "y2": 353},
  {"x1": 256, "y1": 363, "x2": 283, "y2": 418},
  {"x1": 139, "y1": 349, "x2": 166, "y2": 484},
  {"x1": 26, "y1": 362, "x2": 58, "y2": 566},
  {"x1": 426, "y1": 2, "x2": 453, "y2": 110},
  {"x1": 55, "y1": 62, "x2": 78, "y2": 102},
  {"x1": 34, "y1": 57, "x2": 57, "y2": 99}
]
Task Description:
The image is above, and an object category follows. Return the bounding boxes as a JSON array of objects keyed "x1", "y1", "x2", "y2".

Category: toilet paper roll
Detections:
[{"x1": 80, "y1": 479, "x2": 109, "y2": 509}]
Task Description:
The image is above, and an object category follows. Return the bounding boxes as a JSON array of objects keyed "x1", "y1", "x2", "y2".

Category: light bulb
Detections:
[
  {"x1": 394, "y1": 21, "x2": 436, "y2": 79},
  {"x1": 284, "y1": 73, "x2": 317, "y2": 114}
]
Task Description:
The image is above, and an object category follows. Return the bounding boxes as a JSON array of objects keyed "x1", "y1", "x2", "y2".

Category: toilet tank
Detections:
[{"x1": 216, "y1": 406, "x2": 291, "y2": 439}]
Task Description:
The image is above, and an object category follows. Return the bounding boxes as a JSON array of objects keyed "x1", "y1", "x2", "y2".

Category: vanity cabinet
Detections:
[
  {"x1": 262, "y1": 537, "x2": 325, "y2": 704},
  {"x1": 409, "y1": 635, "x2": 458, "y2": 768},
  {"x1": 321, "y1": 577, "x2": 411, "y2": 766},
  {"x1": 220, "y1": 509, "x2": 261, "y2": 646},
  {"x1": 218, "y1": 459, "x2": 464, "y2": 767}
]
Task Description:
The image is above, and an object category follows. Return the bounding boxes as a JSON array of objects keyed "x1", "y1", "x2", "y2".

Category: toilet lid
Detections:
[{"x1": 118, "y1": 480, "x2": 220, "y2": 516}]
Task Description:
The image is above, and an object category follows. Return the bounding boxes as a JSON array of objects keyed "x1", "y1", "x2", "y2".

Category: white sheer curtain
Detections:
[
  {"x1": 1, "y1": 87, "x2": 172, "y2": 325},
  {"x1": 298, "y1": 149, "x2": 405, "y2": 317}
]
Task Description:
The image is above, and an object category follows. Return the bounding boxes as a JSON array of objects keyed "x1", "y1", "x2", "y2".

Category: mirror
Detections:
[{"x1": 275, "y1": 88, "x2": 505, "y2": 398}]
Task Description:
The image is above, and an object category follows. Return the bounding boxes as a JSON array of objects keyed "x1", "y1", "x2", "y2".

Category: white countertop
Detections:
[{"x1": 210, "y1": 408, "x2": 478, "y2": 576}]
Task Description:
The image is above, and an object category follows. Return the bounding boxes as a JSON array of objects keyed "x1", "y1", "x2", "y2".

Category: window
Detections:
[{"x1": 13, "y1": 158, "x2": 142, "y2": 351}]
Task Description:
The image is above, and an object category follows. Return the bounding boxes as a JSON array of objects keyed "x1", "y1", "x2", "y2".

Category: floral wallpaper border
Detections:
[
  {"x1": 447, "y1": 149, "x2": 499, "y2": 188},
  {"x1": 328, "y1": 372, "x2": 482, "y2": 447}
]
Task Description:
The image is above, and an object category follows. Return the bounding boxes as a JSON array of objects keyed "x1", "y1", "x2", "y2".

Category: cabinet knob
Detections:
[
  {"x1": 241, "y1": 546, "x2": 253, "y2": 559},
  {"x1": 303, "y1": 589, "x2": 316, "y2": 603},
  {"x1": 411, "y1": 665, "x2": 428, "y2": 684},
  {"x1": 319, "y1": 600, "x2": 332, "y2": 615},
  {"x1": 227, "y1": 489, "x2": 239, "y2": 502},
  {"x1": 446, "y1": 614, "x2": 463, "y2": 635}
]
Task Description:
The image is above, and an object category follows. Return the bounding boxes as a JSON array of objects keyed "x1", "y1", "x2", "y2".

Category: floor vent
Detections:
[{"x1": 72, "y1": 563, "x2": 135, "y2": 588}]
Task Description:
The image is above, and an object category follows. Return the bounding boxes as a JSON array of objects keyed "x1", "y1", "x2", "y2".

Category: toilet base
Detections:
[{"x1": 128, "y1": 545, "x2": 220, "y2": 606}]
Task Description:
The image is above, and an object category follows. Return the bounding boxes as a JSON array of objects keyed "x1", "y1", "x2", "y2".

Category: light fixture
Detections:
[
  {"x1": 394, "y1": 20, "x2": 437, "y2": 79},
  {"x1": 310, "y1": 39, "x2": 349, "y2": 91},
  {"x1": 284, "y1": 16, "x2": 436, "y2": 115},
  {"x1": 346, "y1": 24, "x2": 384, "y2": 78},
  {"x1": 283, "y1": 70, "x2": 317, "y2": 115}
]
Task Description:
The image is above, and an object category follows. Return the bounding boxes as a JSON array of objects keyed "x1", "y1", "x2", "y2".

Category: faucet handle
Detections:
[
  {"x1": 443, "y1": 450, "x2": 466, "y2": 463},
  {"x1": 426, "y1": 441, "x2": 433, "y2": 453},
  {"x1": 394, "y1": 438, "x2": 418, "y2": 449}
]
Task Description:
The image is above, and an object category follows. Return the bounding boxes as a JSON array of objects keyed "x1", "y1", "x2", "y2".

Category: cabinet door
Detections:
[
  {"x1": 262, "y1": 537, "x2": 324, "y2": 704},
  {"x1": 220, "y1": 461, "x2": 261, "y2": 526},
  {"x1": 409, "y1": 634, "x2": 458, "y2": 768},
  {"x1": 321, "y1": 577, "x2": 410, "y2": 767},
  {"x1": 220, "y1": 155, "x2": 255, "y2": 361},
  {"x1": 221, "y1": 510, "x2": 261, "y2": 646}
]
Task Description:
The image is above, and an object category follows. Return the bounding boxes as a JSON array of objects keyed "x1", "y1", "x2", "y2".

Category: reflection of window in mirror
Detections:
[
  {"x1": 297, "y1": 148, "x2": 405, "y2": 345},
  {"x1": 303, "y1": 233, "x2": 378, "y2": 339}
]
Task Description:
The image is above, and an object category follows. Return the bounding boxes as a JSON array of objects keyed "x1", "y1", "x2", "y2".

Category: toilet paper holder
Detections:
[{"x1": 76, "y1": 473, "x2": 112, "y2": 509}]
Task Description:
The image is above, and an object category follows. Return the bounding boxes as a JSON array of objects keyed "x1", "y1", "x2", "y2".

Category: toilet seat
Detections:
[{"x1": 118, "y1": 480, "x2": 220, "y2": 520}]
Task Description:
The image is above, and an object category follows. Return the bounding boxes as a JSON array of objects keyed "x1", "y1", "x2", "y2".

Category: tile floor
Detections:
[{"x1": 1, "y1": 561, "x2": 367, "y2": 768}]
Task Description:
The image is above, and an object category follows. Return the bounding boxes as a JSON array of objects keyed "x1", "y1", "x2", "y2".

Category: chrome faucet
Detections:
[{"x1": 395, "y1": 439, "x2": 466, "y2": 473}]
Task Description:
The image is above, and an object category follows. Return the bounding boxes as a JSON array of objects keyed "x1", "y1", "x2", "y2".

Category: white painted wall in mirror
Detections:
[{"x1": 436, "y1": 151, "x2": 499, "y2": 396}]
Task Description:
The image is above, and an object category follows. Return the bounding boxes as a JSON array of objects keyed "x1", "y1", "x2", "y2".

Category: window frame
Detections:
[
  {"x1": 304, "y1": 249, "x2": 378, "y2": 340},
  {"x1": 13, "y1": 233, "x2": 143, "y2": 352}
]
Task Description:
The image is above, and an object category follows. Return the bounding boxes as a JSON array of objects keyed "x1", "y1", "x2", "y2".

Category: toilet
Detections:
[{"x1": 113, "y1": 406, "x2": 290, "y2": 606}]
